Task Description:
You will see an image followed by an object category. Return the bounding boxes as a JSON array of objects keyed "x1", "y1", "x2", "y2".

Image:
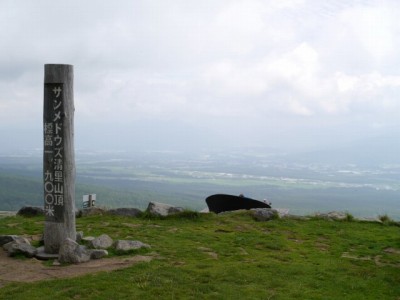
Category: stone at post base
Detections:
[
  {"x1": 44, "y1": 222, "x2": 76, "y2": 254},
  {"x1": 36, "y1": 246, "x2": 59, "y2": 260},
  {"x1": 58, "y1": 238, "x2": 91, "y2": 264}
]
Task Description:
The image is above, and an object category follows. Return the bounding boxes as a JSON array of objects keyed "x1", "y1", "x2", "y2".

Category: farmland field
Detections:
[{"x1": 0, "y1": 149, "x2": 399, "y2": 219}]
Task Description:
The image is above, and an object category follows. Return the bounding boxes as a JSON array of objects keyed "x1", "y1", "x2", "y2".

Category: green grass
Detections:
[{"x1": 0, "y1": 212, "x2": 399, "y2": 299}]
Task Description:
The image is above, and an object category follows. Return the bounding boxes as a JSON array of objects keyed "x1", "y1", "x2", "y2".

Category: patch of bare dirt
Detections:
[
  {"x1": 384, "y1": 247, "x2": 400, "y2": 254},
  {"x1": 197, "y1": 247, "x2": 218, "y2": 259},
  {"x1": 0, "y1": 249, "x2": 152, "y2": 288},
  {"x1": 341, "y1": 251, "x2": 400, "y2": 268}
]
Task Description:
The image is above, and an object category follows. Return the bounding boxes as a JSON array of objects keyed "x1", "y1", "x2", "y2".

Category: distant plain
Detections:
[{"x1": 0, "y1": 148, "x2": 399, "y2": 220}]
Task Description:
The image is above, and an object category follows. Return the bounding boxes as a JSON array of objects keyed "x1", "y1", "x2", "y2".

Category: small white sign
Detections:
[{"x1": 83, "y1": 194, "x2": 96, "y2": 208}]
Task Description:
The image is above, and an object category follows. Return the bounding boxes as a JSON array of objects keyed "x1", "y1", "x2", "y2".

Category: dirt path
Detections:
[{"x1": 0, "y1": 249, "x2": 152, "y2": 288}]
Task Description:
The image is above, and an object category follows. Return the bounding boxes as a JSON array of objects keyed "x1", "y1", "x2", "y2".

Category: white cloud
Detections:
[
  {"x1": 287, "y1": 98, "x2": 314, "y2": 116},
  {"x1": 339, "y1": 5, "x2": 398, "y2": 62},
  {"x1": 0, "y1": 0, "x2": 400, "y2": 151}
]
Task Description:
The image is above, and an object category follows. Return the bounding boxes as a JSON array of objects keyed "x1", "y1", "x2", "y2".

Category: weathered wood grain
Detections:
[{"x1": 43, "y1": 64, "x2": 76, "y2": 253}]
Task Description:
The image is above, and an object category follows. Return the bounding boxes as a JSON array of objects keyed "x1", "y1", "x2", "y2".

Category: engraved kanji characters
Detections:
[{"x1": 44, "y1": 84, "x2": 64, "y2": 219}]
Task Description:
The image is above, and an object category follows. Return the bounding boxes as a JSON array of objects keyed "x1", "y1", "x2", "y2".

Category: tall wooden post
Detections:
[{"x1": 43, "y1": 64, "x2": 76, "y2": 254}]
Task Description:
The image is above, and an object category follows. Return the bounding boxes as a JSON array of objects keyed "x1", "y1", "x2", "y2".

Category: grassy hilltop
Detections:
[{"x1": 0, "y1": 211, "x2": 399, "y2": 299}]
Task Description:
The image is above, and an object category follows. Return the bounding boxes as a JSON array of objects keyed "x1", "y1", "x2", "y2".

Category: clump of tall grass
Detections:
[
  {"x1": 378, "y1": 214, "x2": 398, "y2": 226},
  {"x1": 345, "y1": 212, "x2": 354, "y2": 222}
]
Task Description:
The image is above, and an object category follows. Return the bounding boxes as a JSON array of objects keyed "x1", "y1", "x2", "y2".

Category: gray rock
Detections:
[
  {"x1": 3, "y1": 238, "x2": 37, "y2": 257},
  {"x1": 108, "y1": 208, "x2": 142, "y2": 217},
  {"x1": 355, "y1": 217, "x2": 383, "y2": 223},
  {"x1": 17, "y1": 206, "x2": 44, "y2": 217},
  {"x1": 3, "y1": 241, "x2": 15, "y2": 253},
  {"x1": 2, "y1": 236, "x2": 31, "y2": 248},
  {"x1": 314, "y1": 211, "x2": 348, "y2": 220},
  {"x1": 200, "y1": 207, "x2": 210, "y2": 213},
  {"x1": 251, "y1": 208, "x2": 279, "y2": 221},
  {"x1": 114, "y1": 240, "x2": 151, "y2": 252},
  {"x1": 58, "y1": 238, "x2": 91, "y2": 264},
  {"x1": 147, "y1": 201, "x2": 184, "y2": 217},
  {"x1": 0, "y1": 235, "x2": 19, "y2": 246},
  {"x1": 168, "y1": 206, "x2": 184, "y2": 214},
  {"x1": 76, "y1": 231, "x2": 84, "y2": 243},
  {"x1": 89, "y1": 249, "x2": 108, "y2": 259},
  {"x1": 275, "y1": 208, "x2": 290, "y2": 218},
  {"x1": 82, "y1": 236, "x2": 95, "y2": 242},
  {"x1": 89, "y1": 234, "x2": 113, "y2": 249},
  {"x1": 35, "y1": 246, "x2": 59, "y2": 260}
]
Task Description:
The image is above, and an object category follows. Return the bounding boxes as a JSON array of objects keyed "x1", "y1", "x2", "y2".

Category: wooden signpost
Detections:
[{"x1": 43, "y1": 64, "x2": 76, "y2": 254}]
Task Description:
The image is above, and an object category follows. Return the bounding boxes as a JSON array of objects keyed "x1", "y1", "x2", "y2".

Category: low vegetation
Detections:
[{"x1": 0, "y1": 211, "x2": 399, "y2": 299}]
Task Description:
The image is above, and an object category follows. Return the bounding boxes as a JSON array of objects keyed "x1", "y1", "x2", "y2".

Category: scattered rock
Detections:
[
  {"x1": 114, "y1": 240, "x2": 151, "y2": 252},
  {"x1": 1, "y1": 226, "x2": 147, "y2": 265},
  {"x1": 3, "y1": 238, "x2": 37, "y2": 258},
  {"x1": 275, "y1": 208, "x2": 290, "y2": 218},
  {"x1": 58, "y1": 238, "x2": 91, "y2": 264},
  {"x1": 314, "y1": 211, "x2": 348, "y2": 221},
  {"x1": 89, "y1": 234, "x2": 113, "y2": 249},
  {"x1": 147, "y1": 201, "x2": 184, "y2": 217},
  {"x1": 355, "y1": 217, "x2": 383, "y2": 223},
  {"x1": 17, "y1": 206, "x2": 44, "y2": 217},
  {"x1": 108, "y1": 208, "x2": 142, "y2": 217},
  {"x1": 7, "y1": 236, "x2": 30, "y2": 245},
  {"x1": 89, "y1": 249, "x2": 109, "y2": 259},
  {"x1": 0, "y1": 235, "x2": 19, "y2": 246},
  {"x1": 251, "y1": 208, "x2": 279, "y2": 221},
  {"x1": 82, "y1": 236, "x2": 95, "y2": 242}
]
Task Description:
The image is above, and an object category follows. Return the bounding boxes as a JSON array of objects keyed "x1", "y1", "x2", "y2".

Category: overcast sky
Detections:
[{"x1": 1, "y1": 0, "x2": 399, "y2": 154}]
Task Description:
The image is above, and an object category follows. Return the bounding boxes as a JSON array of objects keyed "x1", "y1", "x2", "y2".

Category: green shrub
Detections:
[
  {"x1": 345, "y1": 212, "x2": 354, "y2": 222},
  {"x1": 378, "y1": 214, "x2": 398, "y2": 226}
]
